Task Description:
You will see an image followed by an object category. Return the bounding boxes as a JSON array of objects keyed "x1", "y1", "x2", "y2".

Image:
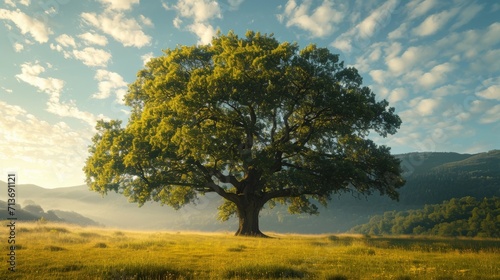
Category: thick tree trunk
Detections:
[{"x1": 234, "y1": 198, "x2": 268, "y2": 237}]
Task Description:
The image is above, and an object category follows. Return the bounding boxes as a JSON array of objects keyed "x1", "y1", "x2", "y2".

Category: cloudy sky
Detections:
[{"x1": 1, "y1": 0, "x2": 499, "y2": 188}]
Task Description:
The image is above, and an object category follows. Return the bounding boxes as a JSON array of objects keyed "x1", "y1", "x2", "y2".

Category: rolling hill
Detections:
[{"x1": 1, "y1": 150, "x2": 498, "y2": 233}]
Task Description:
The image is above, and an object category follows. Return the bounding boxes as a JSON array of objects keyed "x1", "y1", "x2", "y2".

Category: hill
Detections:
[
  {"x1": 350, "y1": 196, "x2": 500, "y2": 237},
  {"x1": 0, "y1": 150, "x2": 498, "y2": 233},
  {"x1": 0, "y1": 199, "x2": 102, "y2": 227},
  {"x1": 396, "y1": 150, "x2": 500, "y2": 205}
]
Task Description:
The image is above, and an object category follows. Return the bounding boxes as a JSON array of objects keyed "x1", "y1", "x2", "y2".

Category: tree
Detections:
[{"x1": 83, "y1": 31, "x2": 404, "y2": 237}]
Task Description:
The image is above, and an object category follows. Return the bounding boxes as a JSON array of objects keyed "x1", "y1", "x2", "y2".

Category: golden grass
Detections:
[{"x1": 2, "y1": 221, "x2": 499, "y2": 279}]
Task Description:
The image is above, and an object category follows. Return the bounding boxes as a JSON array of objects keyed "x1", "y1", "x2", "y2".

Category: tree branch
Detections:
[
  {"x1": 270, "y1": 108, "x2": 277, "y2": 143},
  {"x1": 263, "y1": 188, "x2": 322, "y2": 202},
  {"x1": 194, "y1": 161, "x2": 239, "y2": 203},
  {"x1": 281, "y1": 162, "x2": 321, "y2": 176}
]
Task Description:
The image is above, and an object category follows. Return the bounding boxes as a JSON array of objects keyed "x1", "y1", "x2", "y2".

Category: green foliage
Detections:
[
  {"x1": 351, "y1": 196, "x2": 500, "y2": 237},
  {"x1": 83, "y1": 30, "x2": 404, "y2": 233}
]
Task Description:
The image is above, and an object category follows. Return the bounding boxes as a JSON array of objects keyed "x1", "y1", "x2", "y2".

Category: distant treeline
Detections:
[{"x1": 351, "y1": 196, "x2": 500, "y2": 238}]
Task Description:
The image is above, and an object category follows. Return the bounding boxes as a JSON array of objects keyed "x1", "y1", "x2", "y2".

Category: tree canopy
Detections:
[{"x1": 84, "y1": 31, "x2": 404, "y2": 236}]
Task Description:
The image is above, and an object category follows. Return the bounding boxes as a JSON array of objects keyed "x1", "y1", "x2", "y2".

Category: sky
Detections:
[{"x1": 0, "y1": 0, "x2": 499, "y2": 189}]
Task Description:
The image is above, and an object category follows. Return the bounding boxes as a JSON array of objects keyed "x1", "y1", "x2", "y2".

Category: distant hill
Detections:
[
  {"x1": 0, "y1": 200, "x2": 39, "y2": 220},
  {"x1": 0, "y1": 200, "x2": 102, "y2": 227},
  {"x1": 350, "y1": 196, "x2": 500, "y2": 237},
  {"x1": 0, "y1": 150, "x2": 498, "y2": 233},
  {"x1": 396, "y1": 150, "x2": 500, "y2": 205},
  {"x1": 0, "y1": 181, "x2": 236, "y2": 231}
]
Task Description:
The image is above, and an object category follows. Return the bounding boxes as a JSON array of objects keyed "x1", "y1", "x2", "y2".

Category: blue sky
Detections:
[{"x1": 1, "y1": 0, "x2": 499, "y2": 188}]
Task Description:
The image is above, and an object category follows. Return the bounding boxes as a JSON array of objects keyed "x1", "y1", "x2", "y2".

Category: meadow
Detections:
[{"x1": 2, "y1": 221, "x2": 499, "y2": 279}]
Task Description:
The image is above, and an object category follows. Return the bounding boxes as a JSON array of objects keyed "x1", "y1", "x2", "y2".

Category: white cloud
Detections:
[
  {"x1": 450, "y1": 4, "x2": 483, "y2": 30},
  {"x1": 4, "y1": 0, "x2": 16, "y2": 7},
  {"x1": 432, "y1": 84, "x2": 462, "y2": 97},
  {"x1": 173, "y1": 17, "x2": 182, "y2": 28},
  {"x1": 387, "y1": 22, "x2": 408, "y2": 40},
  {"x1": 418, "y1": 62, "x2": 454, "y2": 89},
  {"x1": 81, "y1": 12, "x2": 151, "y2": 48},
  {"x1": 388, "y1": 87, "x2": 408, "y2": 104},
  {"x1": 15, "y1": 62, "x2": 64, "y2": 102},
  {"x1": 50, "y1": 43, "x2": 62, "y2": 52},
  {"x1": 331, "y1": 39, "x2": 352, "y2": 53},
  {"x1": 72, "y1": 47, "x2": 112, "y2": 67},
  {"x1": 50, "y1": 38, "x2": 111, "y2": 67},
  {"x1": 4, "y1": 0, "x2": 30, "y2": 7},
  {"x1": 55, "y1": 34, "x2": 76, "y2": 48},
  {"x1": 167, "y1": 0, "x2": 222, "y2": 44},
  {"x1": 368, "y1": 47, "x2": 382, "y2": 61},
  {"x1": 357, "y1": 0, "x2": 397, "y2": 38},
  {"x1": 477, "y1": 85, "x2": 500, "y2": 101},
  {"x1": 469, "y1": 100, "x2": 489, "y2": 114},
  {"x1": 369, "y1": 69, "x2": 386, "y2": 84},
  {"x1": 427, "y1": 23, "x2": 500, "y2": 78},
  {"x1": 50, "y1": 43, "x2": 72, "y2": 58},
  {"x1": 46, "y1": 101, "x2": 104, "y2": 125},
  {"x1": 477, "y1": 49, "x2": 500, "y2": 72},
  {"x1": 93, "y1": 69, "x2": 128, "y2": 104},
  {"x1": 481, "y1": 22, "x2": 500, "y2": 48},
  {"x1": 139, "y1": 14, "x2": 153, "y2": 27},
  {"x1": 2, "y1": 86, "x2": 13, "y2": 93},
  {"x1": 188, "y1": 22, "x2": 217, "y2": 45},
  {"x1": 368, "y1": 84, "x2": 387, "y2": 98},
  {"x1": 78, "y1": 32, "x2": 108, "y2": 46},
  {"x1": 141, "y1": 52, "x2": 154, "y2": 65},
  {"x1": 228, "y1": 0, "x2": 244, "y2": 10},
  {"x1": 172, "y1": 0, "x2": 221, "y2": 22},
  {"x1": 436, "y1": 23, "x2": 500, "y2": 57},
  {"x1": 331, "y1": 0, "x2": 398, "y2": 53},
  {"x1": 384, "y1": 42, "x2": 403, "y2": 60},
  {"x1": 0, "y1": 101, "x2": 94, "y2": 187},
  {"x1": 412, "y1": 8, "x2": 459, "y2": 37},
  {"x1": 172, "y1": 17, "x2": 182, "y2": 28},
  {"x1": 14, "y1": 62, "x2": 103, "y2": 127},
  {"x1": 115, "y1": 89, "x2": 127, "y2": 105},
  {"x1": 479, "y1": 104, "x2": 500, "y2": 124},
  {"x1": 416, "y1": 98, "x2": 440, "y2": 116},
  {"x1": 13, "y1": 42, "x2": 24, "y2": 52},
  {"x1": 280, "y1": 0, "x2": 344, "y2": 38},
  {"x1": 98, "y1": 0, "x2": 139, "y2": 11},
  {"x1": 407, "y1": 0, "x2": 437, "y2": 19},
  {"x1": 386, "y1": 46, "x2": 422, "y2": 74},
  {"x1": 0, "y1": 9, "x2": 52, "y2": 43}
]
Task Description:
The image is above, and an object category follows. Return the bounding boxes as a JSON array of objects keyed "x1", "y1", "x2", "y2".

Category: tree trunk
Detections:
[{"x1": 234, "y1": 198, "x2": 268, "y2": 237}]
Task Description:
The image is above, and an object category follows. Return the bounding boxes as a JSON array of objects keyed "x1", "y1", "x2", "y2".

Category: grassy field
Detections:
[{"x1": 2, "y1": 221, "x2": 499, "y2": 279}]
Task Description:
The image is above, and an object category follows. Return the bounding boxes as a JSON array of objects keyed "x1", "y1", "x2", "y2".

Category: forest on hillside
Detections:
[
  {"x1": 351, "y1": 196, "x2": 500, "y2": 238},
  {"x1": 394, "y1": 150, "x2": 500, "y2": 205}
]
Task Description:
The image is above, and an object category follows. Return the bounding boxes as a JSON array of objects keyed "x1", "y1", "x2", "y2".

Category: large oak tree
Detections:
[{"x1": 84, "y1": 31, "x2": 405, "y2": 236}]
